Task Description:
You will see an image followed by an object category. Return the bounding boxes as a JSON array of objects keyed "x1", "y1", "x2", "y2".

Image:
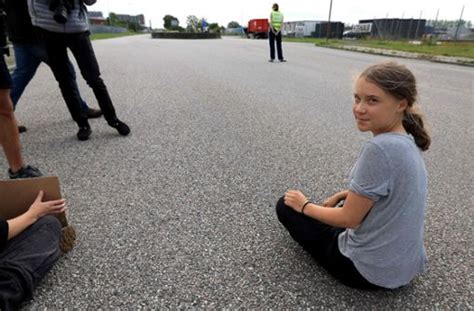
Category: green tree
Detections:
[
  {"x1": 186, "y1": 15, "x2": 199, "y2": 32},
  {"x1": 163, "y1": 15, "x2": 179, "y2": 30},
  {"x1": 106, "y1": 12, "x2": 127, "y2": 28},
  {"x1": 227, "y1": 21, "x2": 241, "y2": 28},
  {"x1": 429, "y1": 19, "x2": 472, "y2": 28},
  {"x1": 128, "y1": 21, "x2": 139, "y2": 32},
  {"x1": 209, "y1": 23, "x2": 220, "y2": 32}
]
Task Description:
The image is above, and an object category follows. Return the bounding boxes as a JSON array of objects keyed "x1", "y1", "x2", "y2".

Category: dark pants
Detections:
[
  {"x1": 276, "y1": 196, "x2": 379, "y2": 289},
  {"x1": 11, "y1": 42, "x2": 89, "y2": 112},
  {"x1": 0, "y1": 216, "x2": 61, "y2": 310},
  {"x1": 40, "y1": 29, "x2": 118, "y2": 128},
  {"x1": 269, "y1": 30, "x2": 283, "y2": 61}
]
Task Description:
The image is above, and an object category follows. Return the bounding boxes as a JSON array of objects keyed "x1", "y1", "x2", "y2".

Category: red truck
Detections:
[{"x1": 246, "y1": 19, "x2": 269, "y2": 39}]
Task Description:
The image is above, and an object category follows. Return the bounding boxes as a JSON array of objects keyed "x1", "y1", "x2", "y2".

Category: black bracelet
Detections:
[{"x1": 301, "y1": 200, "x2": 311, "y2": 215}]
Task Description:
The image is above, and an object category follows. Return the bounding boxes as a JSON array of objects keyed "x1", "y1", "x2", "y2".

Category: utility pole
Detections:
[
  {"x1": 414, "y1": 10, "x2": 422, "y2": 39},
  {"x1": 454, "y1": 5, "x2": 465, "y2": 40},
  {"x1": 326, "y1": 0, "x2": 333, "y2": 41}
]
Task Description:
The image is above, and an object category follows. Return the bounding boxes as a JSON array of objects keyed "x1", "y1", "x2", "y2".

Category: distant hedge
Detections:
[{"x1": 151, "y1": 32, "x2": 221, "y2": 39}]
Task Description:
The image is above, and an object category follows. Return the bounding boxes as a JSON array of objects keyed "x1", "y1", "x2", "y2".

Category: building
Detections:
[
  {"x1": 116, "y1": 14, "x2": 146, "y2": 27},
  {"x1": 313, "y1": 22, "x2": 345, "y2": 38},
  {"x1": 282, "y1": 21, "x2": 344, "y2": 38},
  {"x1": 282, "y1": 21, "x2": 320, "y2": 37},
  {"x1": 358, "y1": 18, "x2": 426, "y2": 40},
  {"x1": 88, "y1": 11, "x2": 106, "y2": 25}
]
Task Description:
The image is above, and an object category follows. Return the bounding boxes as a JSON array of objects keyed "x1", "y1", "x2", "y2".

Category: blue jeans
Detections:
[{"x1": 11, "y1": 42, "x2": 89, "y2": 112}]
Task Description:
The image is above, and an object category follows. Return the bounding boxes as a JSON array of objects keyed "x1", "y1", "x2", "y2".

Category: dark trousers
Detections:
[
  {"x1": 0, "y1": 216, "x2": 61, "y2": 311},
  {"x1": 276, "y1": 197, "x2": 379, "y2": 289},
  {"x1": 11, "y1": 42, "x2": 89, "y2": 112},
  {"x1": 40, "y1": 30, "x2": 118, "y2": 128},
  {"x1": 269, "y1": 30, "x2": 283, "y2": 60}
]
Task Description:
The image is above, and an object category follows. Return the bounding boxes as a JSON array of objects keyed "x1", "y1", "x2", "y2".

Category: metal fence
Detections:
[{"x1": 90, "y1": 25, "x2": 127, "y2": 34}]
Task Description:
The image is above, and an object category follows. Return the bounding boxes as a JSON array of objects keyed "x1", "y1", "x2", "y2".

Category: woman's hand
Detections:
[
  {"x1": 322, "y1": 190, "x2": 348, "y2": 207},
  {"x1": 26, "y1": 191, "x2": 66, "y2": 222},
  {"x1": 7, "y1": 191, "x2": 66, "y2": 240},
  {"x1": 284, "y1": 190, "x2": 309, "y2": 213}
]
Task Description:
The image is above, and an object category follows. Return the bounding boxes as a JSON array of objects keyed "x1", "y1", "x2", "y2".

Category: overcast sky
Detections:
[{"x1": 90, "y1": 0, "x2": 472, "y2": 28}]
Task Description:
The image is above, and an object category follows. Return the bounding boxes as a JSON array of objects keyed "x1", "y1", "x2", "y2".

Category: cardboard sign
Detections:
[{"x1": 0, "y1": 176, "x2": 68, "y2": 227}]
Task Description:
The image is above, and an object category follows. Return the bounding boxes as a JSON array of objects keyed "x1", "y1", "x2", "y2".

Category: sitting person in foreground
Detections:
[
  {"x1": 0, "y1": 191, "x2": 65, "y2": 310},
  {"x1": 276, "y1": 62, "x2": 430, "y2": 289}
]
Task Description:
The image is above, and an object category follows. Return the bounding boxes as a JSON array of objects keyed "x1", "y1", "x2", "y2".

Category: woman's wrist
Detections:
[
  {"x1": 301, "y1": 200, "x2": 311, "y2": 215},
  {"x1": 23, "y1": 209, "x2": 39, "y2": 225}
]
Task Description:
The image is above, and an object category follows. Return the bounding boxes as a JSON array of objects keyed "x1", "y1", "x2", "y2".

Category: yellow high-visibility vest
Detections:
[{"x1": 270, "y1": 11, "x2": 284, "y2": 31}]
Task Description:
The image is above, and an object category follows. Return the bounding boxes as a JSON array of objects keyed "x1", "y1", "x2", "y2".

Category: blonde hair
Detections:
[{"x1": 359, "y1": 62, "x2": 431, "y2": 151}]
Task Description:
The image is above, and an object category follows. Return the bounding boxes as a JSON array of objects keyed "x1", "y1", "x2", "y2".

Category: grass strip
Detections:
[{"x1": 283, "y1": 38, "x2": 474, "y2": 59}]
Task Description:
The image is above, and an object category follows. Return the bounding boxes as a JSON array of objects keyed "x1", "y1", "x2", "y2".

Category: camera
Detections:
[
  {"x1": 53, "y1": 0, "x2": 68, "y2": 24},
  {"x1": 50, "y1": 0, "x2": 76, "y2": 24}
]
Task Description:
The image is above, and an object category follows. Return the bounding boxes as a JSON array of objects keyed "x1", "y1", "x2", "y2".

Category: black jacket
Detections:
[
  {"x1": 0, "y1": 218, "x2": 8, "y2": 251},
  {"x1": 1, "y1": 0, "x2": 37, "y2": 44}
]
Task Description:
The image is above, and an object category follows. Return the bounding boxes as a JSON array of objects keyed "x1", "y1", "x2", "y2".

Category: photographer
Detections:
[
  {"x1": 2, "y1": 0, "x2": 102, "y2": 134},
  {"x1": 27, "y1": 0, "x2": 130, "y2": 140},
  {"x1": 0, "y1": 4, "x2": 42, "y2": 178}
]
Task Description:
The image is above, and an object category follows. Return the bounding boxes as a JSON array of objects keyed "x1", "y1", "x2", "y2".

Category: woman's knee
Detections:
[
  {"x1": 276, "y1": 195, "x2": 290, "y2": 223},
  {"x1": 34, "y1": 216, "x2": 61, "y2": 240}
]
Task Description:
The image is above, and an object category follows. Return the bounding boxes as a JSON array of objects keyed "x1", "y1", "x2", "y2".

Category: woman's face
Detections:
[{"x1": 353, "y1": 77, "x2": 407, "y2": 135}]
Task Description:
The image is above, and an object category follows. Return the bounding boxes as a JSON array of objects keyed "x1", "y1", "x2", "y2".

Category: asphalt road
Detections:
[{"x1": 2, "y1": 35, "x2": 472, "y2": 309}]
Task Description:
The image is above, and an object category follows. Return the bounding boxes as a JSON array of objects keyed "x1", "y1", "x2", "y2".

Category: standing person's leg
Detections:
[
  {"x1": 40, "y1": 30, "x2": 91, "y2": 140},
  {"x1": 269, "y1": 30, "x2": 276, "y2": 61},
  {"x1": 0, "y1": 216, "x2": 61, "y2": 310},
  {"x1": 276, "y1": 32, "x2": 284, "y2": 61},
  {"x1": 65, "y1": 60, "x2": 92, "y2": 113},
  {"x1": 10, "y1": 43, "x2": 99, "y2": 135},
  {"x1": 0, "y1": 55, "x2": 42, "y2": 178},
  {"x1": 0, "y1": 88, "x2": 24, "y2": 173},
  {"x1": 10, "y1": 44, "x2": 42, "y2": 108},
  {"x1": 38, "y1": 43, "x2": 102, "y2": 117},
  {"x1": 67, "y1": 31, "x2": 130, "y2": 136},
  {"x1": 275, "y1": 196, "x2": 379, "y2": 289}
]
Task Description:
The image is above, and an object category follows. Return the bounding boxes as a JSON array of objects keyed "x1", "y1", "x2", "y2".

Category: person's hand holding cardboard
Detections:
[{"x1": 0, "y1": 176, "x2": 76, "y2": 253}]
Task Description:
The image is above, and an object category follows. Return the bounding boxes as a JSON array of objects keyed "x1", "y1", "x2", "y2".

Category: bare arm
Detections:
[
  {"x1": 322, "y1": 190, "x2": 349, "y2": 207},
  {"x1": 284, "y1": 190, "x2": 374, "y2": 229},
  {"x1": 7, "y1": 191, "x2": 66, "y2": 240}
]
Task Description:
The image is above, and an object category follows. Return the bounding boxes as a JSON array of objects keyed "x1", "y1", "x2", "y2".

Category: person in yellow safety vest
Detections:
[{"x1": 268, "y1": 3, "x2": 286, "y2": 62}]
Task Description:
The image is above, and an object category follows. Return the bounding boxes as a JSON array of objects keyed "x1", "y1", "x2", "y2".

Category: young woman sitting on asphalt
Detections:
[{"x1": 276, "y1": 62, "x2": 430, "y2": 289}]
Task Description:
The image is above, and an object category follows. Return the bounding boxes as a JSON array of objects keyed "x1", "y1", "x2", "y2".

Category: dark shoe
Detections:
[
  {"x1": 279, "y1": 59, "x2": 287, "y2": 62},
  {"x1": 86, "y1": 108, "x2": 103, "y2": 119},
  {"x1": 109, "y1": 119, "x2": 130, "y2": 136},
  {"x1": 8, "y1": 165, "x2": 43, "y2": 179},
  {"x1": 18, "y1": 125, "x2": 27, "y2": 133},
  {"x1": 77, "y1": 126, "x2": 92, "y2": 141},
  {"x1": 268, "y1": 59, "x2": 274, "y2": 62}
]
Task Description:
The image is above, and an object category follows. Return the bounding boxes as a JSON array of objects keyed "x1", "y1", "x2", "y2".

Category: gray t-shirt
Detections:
[{"x1": 338, "y1": 133, "x2": 427, "y2": 289}]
